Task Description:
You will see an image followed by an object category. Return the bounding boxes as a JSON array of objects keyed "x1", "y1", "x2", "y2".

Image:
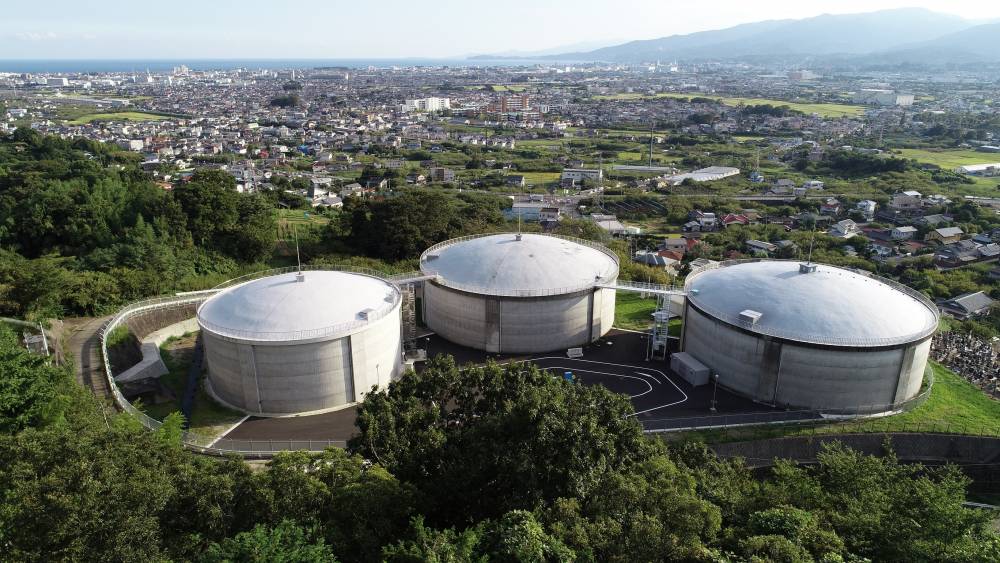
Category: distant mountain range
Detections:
[
  {"x1": 467, "y1": 39, "x2": 627, "y2": 60},
  {"x1": 474, "y1": 9, "x2": 1000, "y2": 65}
]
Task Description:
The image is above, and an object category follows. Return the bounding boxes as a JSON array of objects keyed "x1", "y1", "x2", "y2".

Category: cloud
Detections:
[{"x1": 15, "y1": 31, "x2": 58, "y2": 41}]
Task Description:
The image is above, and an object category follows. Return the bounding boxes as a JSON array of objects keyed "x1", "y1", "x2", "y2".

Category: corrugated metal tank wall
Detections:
[
  {"x1": 424, "y1": 282, "x2": 617, "y2": 354},
  {"x1": 203, "y1": 303, "x2": 402, "y2": 415},
  {"x1": 681, "y1": 303, "x2": 929, "y2": 411}
]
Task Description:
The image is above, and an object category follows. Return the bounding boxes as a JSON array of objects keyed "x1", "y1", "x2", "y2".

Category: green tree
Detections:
[
  {"x1": 0, "y1": 324, "x2": 71, "y2": 433},
  {"x1": 200, "y1": 520, "x2": 338, "y2": 563},
  {"x1": 350, "y1": 357, "x2": 650, "y2": 526}
]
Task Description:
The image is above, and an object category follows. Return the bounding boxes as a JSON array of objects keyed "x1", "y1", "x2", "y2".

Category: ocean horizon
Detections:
[{"x1": 0, "y1": 58, "x2": 582, "y2": 73}]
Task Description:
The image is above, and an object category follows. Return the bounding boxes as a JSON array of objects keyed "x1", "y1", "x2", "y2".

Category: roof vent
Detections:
[
  {"x1": 425, "y1": 253, "x2": 438, "y2": 261},
  {"x1": 515, "y1": 233, "x2": 523, "y2": 241},
  {"x1": 295, "y1": 271, "x2": 306, "y2": 283},
  {"x1": 358, "y1": 308, "x2": 376, "y2": 321},
  {"x1": 739, "y1": 309, "x2": 763, "y2": 325},
  {"x1": 799, "y1": 262, "x2": 817, "y2": 274}
]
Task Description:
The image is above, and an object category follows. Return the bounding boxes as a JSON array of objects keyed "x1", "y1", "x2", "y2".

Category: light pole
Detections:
[{"x1": 710, "y1": 373, "x2": 719, "y2": 413}]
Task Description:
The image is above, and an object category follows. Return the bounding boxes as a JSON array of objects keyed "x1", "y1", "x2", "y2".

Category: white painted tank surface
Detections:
[
  {"x1": 681, "y1": 260, "x2": 938, "y2": 411},
  {"x1": 420, "y1": 233, "x2": 620, "y2": 353},
  {"x1": 198, "y1": 270, "x2": 402, "y2": 415}
]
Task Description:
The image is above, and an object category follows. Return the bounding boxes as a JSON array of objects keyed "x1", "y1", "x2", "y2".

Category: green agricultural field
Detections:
[
  {"x1": 277, "y1": 208, "x2": 330, "y2": 228},
  {"x1": 519, "y1": 171, "x2": 560, "y2": 185},
  {"x1": 593, "y1": 92, "x2": 865, "y2": 118},
  {"x1": 617, "y1": 151, "x2": 644, "y2": 161},
  {"x1": 490, "y1": 85, "x2": 526, "y2": 92},
  {"x1": 732, "y1": 135, "x2": 766, "y2": 142},
  {"x1": 897, "y1": 148, "x2": 1000, "y2": 169},
  {"x1": 67, "y1": 111, "x2": 176, "y2": 124}
]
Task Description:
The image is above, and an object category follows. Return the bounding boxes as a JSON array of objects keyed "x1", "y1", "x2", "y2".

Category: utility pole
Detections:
[{"x1": 649, "y1": 120, "x2": 655, "y2": 168}]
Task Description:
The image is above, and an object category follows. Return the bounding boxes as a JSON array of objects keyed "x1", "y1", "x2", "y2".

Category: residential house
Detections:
[
  {"x1": 891, "y1": 226, "x2": 918, "y2": 240},
  {"x1": 660, "y1": 238, "x2": 688, "y2": 255},
  {"x1": 745, "y1": 239, "x2": 777, "y2": 256},
  {"x1": 802, "y1": 179, "x2": 825, "y2": 190},
  {"x1": 720, "y1": 213, "x2": 751, "y2": 228},
  {"x1": 856, "y1": 200, "x2": 877, "y2": 221},
  {"x1": 634, "y1": 251, "x2": 680, "y2": 275},
  {"x1": 934, "y1": 241, "x2": 1000, "y2": 268},
  {"x1": 684, "y1": 210, "x2": 717, "y2": 232},
  {"x1": 429, "y1": 167, "x2": 456, "y2": 183},
  {"x1": 916, "y1": 214, "x2": 952, "y2": 228},
  {"x1": 925, "y1": 226, "x2": 964, "y2": 245},
  {"x1": 506, "y1": 175, "x2": 525, "y2": 187},
  {"x1": 889, "y1": 190, "x2": 923, "y2": 213},
  {"x1": 314, "y1": 195, "x2": 343, "y2": 209},
  {"x1": 829, "y1": 219, "x2": 860, "y2": 239},
  {"x1": 538, "y1": 207, "x2": 561, "y2": 223},
  {"x1": 939, "y1": 292, "x2": 996, "y2": 320},
  {"x1": 819, "y1": 198, "x2": 842, "y2": 216}
]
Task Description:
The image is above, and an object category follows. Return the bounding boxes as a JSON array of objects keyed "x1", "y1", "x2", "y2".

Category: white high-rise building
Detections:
[{"x1": 401, "y1": 97, "x2": 451, "y2": 112}]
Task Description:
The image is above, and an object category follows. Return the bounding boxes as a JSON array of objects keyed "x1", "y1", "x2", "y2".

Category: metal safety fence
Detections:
[
  {"x1": 98, "y1": 267, "x2": 381, "y2": 458},
  {"x1": 644, "y1": 365, "x2": 935, "y2": 434},
  {"x1": 683, "y1": 258, "x2": 940, "y2": 347}
]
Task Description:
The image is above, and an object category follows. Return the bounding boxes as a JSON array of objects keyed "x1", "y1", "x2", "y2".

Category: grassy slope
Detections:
[
  {"x1": 141, "y1": 333, "x2": 243, "y2": 439},
  {"x1": 682, "y1": 363, "x2": 1000, "y2": 444},
  {"x1": 614, "y1": 292, "x2": 656, "y2": 331}
]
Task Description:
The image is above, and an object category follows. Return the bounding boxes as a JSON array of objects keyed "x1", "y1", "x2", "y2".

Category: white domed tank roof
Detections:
[
  {"x1": 198, "y1": 270, "x2": 400, "y2": 342},
  {"x1": 685, "y1": 261, "x2": 938, "y2": 347},
  {"x1": 420, "y1": 233, "x2": 619, "y2": 297}
]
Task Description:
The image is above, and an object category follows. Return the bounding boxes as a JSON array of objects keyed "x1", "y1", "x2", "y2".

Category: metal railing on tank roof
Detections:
[
  {"x1": 683, "y1": 258, "x2": 940, "y2": 347},
  {"x1": 419, "y1": 232, "x2": 621, "y2": 297},
  {"x1": 198, "y1": 265, "x2": 402, "y2": 342}
]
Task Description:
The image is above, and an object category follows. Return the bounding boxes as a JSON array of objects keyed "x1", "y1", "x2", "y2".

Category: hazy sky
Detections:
[{"x1": 3, "y1": 0, "x2": 1000, "y2": 59}]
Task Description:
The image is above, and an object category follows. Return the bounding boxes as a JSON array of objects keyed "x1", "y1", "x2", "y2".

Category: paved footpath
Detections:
[{"x1": 63, "y1": 316, "x2": 112, "y2": 398}]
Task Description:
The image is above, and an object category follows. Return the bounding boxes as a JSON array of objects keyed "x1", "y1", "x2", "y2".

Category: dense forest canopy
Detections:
[
  {"x1": 0, "y1": 129, "x2": 276, "y2": 319},
  {"x1": 1, "y1": 336, "x2": 997, "y2": 562}
]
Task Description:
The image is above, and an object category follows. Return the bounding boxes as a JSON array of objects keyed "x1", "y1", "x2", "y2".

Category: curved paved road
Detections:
[{"x1": 63, "y1": 316, "x2": 112, "y2": 398}]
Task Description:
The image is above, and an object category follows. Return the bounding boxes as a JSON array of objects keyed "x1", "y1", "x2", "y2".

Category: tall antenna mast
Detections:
[
  {"x1": 798, "y1": 228, "x2": 819, "y2": 274},
  {"x1": 648, "y1": 120, "x2": 654, "y2": 168},
  {"x1": 294, "y1": 224, "x2": 305, "y2": 281}
]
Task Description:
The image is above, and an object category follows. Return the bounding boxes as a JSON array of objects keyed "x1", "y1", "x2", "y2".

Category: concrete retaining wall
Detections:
[
  {"x1": 114, "y1": 311, "x2": 201, "y2": 383},
  {"x1": 125, "y1": 304, "x2": 198, "y2": 340}
]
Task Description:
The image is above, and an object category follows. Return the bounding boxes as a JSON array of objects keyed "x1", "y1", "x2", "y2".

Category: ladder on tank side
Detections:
[{"x1": 400, "y1": 283, "x2": 417, "y2": 350}]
